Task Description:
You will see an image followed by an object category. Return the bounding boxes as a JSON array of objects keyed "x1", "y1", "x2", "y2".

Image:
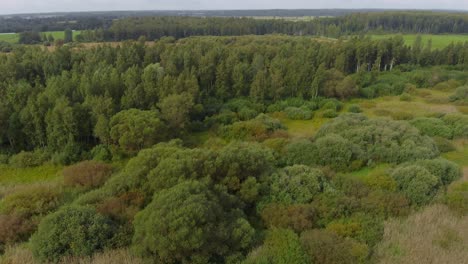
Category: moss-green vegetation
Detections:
[{"x1": 0, "y1": 164, "x2": 62, "y2": 185}]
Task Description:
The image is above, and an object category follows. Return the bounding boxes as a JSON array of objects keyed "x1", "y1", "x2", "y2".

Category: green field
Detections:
[
  {"x1": 371, "y1": 34, "x2": 468, "y2": 49},
  {"x1": 0, "y1": 30, "x2": 81, "y2": 44}
]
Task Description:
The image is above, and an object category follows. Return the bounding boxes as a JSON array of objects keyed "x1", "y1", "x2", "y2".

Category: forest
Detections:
[{"x1": 0, "y1": 10, "x2": 467, "y2": 264}]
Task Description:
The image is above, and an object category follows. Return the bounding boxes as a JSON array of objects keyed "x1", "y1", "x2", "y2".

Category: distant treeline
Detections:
[
  {"x1": 3, "y1": 11, "x2": 468, "y2": 36},
  {"x1": 76, "y1": 12, "x2": 468, "y2": 42}
]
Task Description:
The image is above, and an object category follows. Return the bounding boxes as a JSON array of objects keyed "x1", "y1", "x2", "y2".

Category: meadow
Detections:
[
  {"x1": 370, "y1": 34, "x2": 468, "y2": 49},
  {"x1": 0, "y1": 31, "x2": 81, "y2": 43}
]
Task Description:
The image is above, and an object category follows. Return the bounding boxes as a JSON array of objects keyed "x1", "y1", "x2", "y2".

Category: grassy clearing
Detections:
[
  {"x1": 350, "y1": 163, "x2": 391, "y2": 179},
  {"x1": 0, "y1": 31, "x2": 81, "y2": 44},
  {"x1": 278, "y1": 115, "x2": 329, "y2": 138},
  {"x1": 442, "y1": 140, "x2": 468, "y2": 167},
  {"x1": 370, "y1": 34, "x2": 468, "y2": 49},
  {"x1": 0, "y1": 163, "x2": 62, "y2": 186},
  {"x1": 374, "y1": 204, "x2": 468, "y2": 264}
]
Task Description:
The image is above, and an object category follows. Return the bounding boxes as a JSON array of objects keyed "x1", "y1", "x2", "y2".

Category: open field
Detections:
[
  {"x1": 0, "y1": 31, "x2": 81, "y2": 43},
  {"x1": 370, "y1": 34, "x2": 468, "y2": 49}
]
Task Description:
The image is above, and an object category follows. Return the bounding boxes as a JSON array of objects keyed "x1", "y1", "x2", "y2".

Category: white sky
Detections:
[{"x1": 1, "y1": 0, "x2": 467, "y2": 15}]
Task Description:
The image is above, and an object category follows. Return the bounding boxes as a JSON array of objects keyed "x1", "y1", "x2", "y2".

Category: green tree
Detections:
[
  {"x1": 30, "y1": 206, "x2": 113, "y2": 262},
  {"x1": 158, "y1": 92, "x2": 194, "y2": 132},
  {"x1": 109, "y1": 109, "x2": 166, "y2": 152}
]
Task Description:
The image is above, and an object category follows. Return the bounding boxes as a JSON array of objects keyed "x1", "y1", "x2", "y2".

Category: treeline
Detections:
[
  {"x1": 0, "y1": 35, "x2": 468, "y2": 158},
  {"x1": 0, "y1": 15, "x2": 111, "y2": 33},
  {"x1": 85, "y1": 12, "x2": 468, "y2": 42}
]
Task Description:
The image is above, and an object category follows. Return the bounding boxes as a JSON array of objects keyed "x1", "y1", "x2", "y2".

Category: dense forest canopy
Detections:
[{"x1": 0, "y1": 10, "x2": 467, "y2": 264}]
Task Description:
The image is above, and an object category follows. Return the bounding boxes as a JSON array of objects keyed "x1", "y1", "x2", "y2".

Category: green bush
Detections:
[
  {"x1": 322, "y1": 109, "x2": 338, "y2": 118},
  {"x1": 390, "y1": 111, "x2": 414, "y2": 120},
  {"x1": 442, "y1": 113, "x2": 468, "y2": 138},
  {"x1": 91, "y1": 145, "x2": 113, "y2": 162},
  {"x1": 132, "y1": 181, "x2": 254, "y2": 263},
  {"x1": 243, "y1": 229, "x2": 309, "y2": 264},
  {"x1": 391, "y1": 165, "x2": 440, "y2": 206},
  {"x1": 347, "y1": 104, "x2": 362, "y2": 113},
  {"x1": 410, "y1": 117, "x2": 453, "y2": 139},
  {"x1": 399, "y1": 93, "x2": 413, "y2": 101},
  {"x1": 264, "y1": 165, "x2": 327, "y2": 205},
  {"x1": 30, "y1": 206, "x2": 114, "y2": 262},
  {"x1": 314, "y1": 134, "x2": 353, "y2": 170},
  {"x1": 284, "y1": 139, "x2": 317, "y2": 166},
  {"x1": 8, "y1": 150, "x2": 48, "y2": 168},
  {"x1": 449, "y1": 86, "x2": 468, "y2": 102},
  {"x1": 413, "y1": 158, "x2": 461, "y2": 186},
  {"x1": 285, "y1": 107, "x2": 314, "y2": 120},
  {"x1": 432, "y1": 137, "x2": 456, "y2": 153}
]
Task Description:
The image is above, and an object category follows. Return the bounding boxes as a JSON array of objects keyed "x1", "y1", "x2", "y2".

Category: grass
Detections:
[
  {"x1": 0, "y1": 163, "x2": 62, "y2": 185},
  {"x1": 0, "y1": 31, "x2": 81, "y2": 44},
  {"x1": 442, "y1": 140, "x2": 468, "y2": 167},
  {"x1": 350, "y1": 163, "x2": 391, "y2": 179},
  {"x1": 370, "y1": 34, "x2": 468, "y2": 49},
  {"x1": 374, "y1": 204, "x2": 468, "y2": 264}
]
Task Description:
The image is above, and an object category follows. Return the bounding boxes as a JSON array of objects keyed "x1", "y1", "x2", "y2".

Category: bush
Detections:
[
  {"x1": 410, "y1": 117, "x2": 453, "y2": 139},
  {"x1": 285, "y1": 107, "x2": 314, "y2": 120},
  {"x1": 30, "y1": 206, "x2": 114, "y2": 262},
  {"x1": 1, "y1": 185, "x2": 62, "y2": 217},
  {"x1": 300, "y1": 229, "x2": 368, "y2": 264},
  {"x1": 326, "y1": 214, "x2": 384, "y2": 247},
  {"x1": 132, "y1": 181, "x2": 254, "y2": 263},
  {"x1": 284, "y1": 139, "x2": 317, "y2": 166},
  {"x1": 449, "y1": 86, "x2": 468, "y2": 102},
  {"x1": 260, "y1": 204, "x2": 316, "y2": 233},
  {"x1": 445, "y1": 182, "x2": 468, "y2": 215},
  {"x1": 263, "y1": 165, "x2": 327, "y2": 205},
  {"x1": 8, "y1": 150, "x2": 48, "y2": 168},
  {"x1": 0, "y1": 213, "x2": 35, "y2": 248},
  {"x1": 321, "y1": 109, "x2": 338, "y2": 118},
  {"x1": 347, "y1": 104, "x2": 362, "y2": 113},
  {"x1": 433, "y1": 137, "x2": 456, "y2": 153},
  {"x1": 63, "y1": 161, "x2": 113, "y2": 189},
  {"x1": 0, "y1": 154, "x2": 9, "y2": 164},
  {"x1": 90, "y1": 145, "x2": 113, "y2": 162},
  {"x1": 243, "y1": 229, "x2": 309, "y2": 264},
  {"x1": 314, "y1": 134, "x2": 353, "y2": 170},
  {"x1": 391, "y1": 165, "x2": 440, "y2": 206},
  {"x1": 399, "y1": 93, "x2": 413, "y2": 101},
  {"x1": 413, "y1": 158, "x2": 461, "y2": 186},
  {"x1": 442, "y1": 113, "x2": 468, "y2": 138}
]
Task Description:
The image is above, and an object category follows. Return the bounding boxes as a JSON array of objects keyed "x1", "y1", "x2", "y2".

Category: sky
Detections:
[{"x1": 1, "y1": 0, "x2": 467, "y2": 15}]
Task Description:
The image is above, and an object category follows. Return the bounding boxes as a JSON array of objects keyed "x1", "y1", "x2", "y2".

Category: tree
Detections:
[
  {"x1": 64, "y1": 29, "x2": 73, "y2": 43},
  {"x1": 158, "y1": 92, "x2": 194, "y2": 132},
  {"x1": 391, "y1": 165, "x2": 439, "y2": 206},
  {"x1": 244, "y1": 229, "x2": 310, "y2": 264},
  {"x1": 30, "y1": 206, "x2": 113, "y2": 262},
  {"x1": 132, "y1": 181, "x2": 254, "y2": 263},
  {"x1": 109, "y1": 109, "x2": 166, "y2": 152}
]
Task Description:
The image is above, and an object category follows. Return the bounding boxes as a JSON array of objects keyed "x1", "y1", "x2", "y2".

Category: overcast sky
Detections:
[{"x1": 1, "y1": 0, "x2": 467, "y2": 15}]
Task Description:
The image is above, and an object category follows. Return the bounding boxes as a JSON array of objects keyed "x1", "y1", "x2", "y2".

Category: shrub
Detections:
[
  {"x1": 442, "y1": 113, "x2": 468, "y2": 138},
  {"x1": 8, "y1": 150, "x2": 48, "y2": 168},
  {"x1": 449, "y1": 86, "x2": 468, "y2": 102},
  {"x1": 260, "y1": 204, "x2": 316, "y2": 233},
  {"x1": 243, "y1": 229, "x2": 309, "y2": 264},
  {"x1": 314, "y1": 134, "x2": 353, "y2": 170},
  {"x1": 30, "y1": 206, "x2": 114, "y2": 262},
  {"x1": 132, "y1": 181, "x2": 254, "y2": 263},
  {"x1": 263, "y1": 165, "x2": 327, "y2": 205},
  {"x1": 433, "y1": 137, "x2": 456, "y2": 153},
  {"x1": 0, "y1": 213, "x2": 35, "y2": 247},
  {"x1": 90, "y1": 145, "x2": 112, "y2": 162},
  {"x1": 445, "y1": 182, "x2": 468, "y2": 215},
  {"x1": 0, "y1": 154, "x2": 9, "y2": 164},
  {"x1": 238, "y1": 107, "x2": 259, "y2": 121},
  {"x1": 219, "y1": 114, "x2": 285, "y2": 141},
  {"x1": 347, "y1": 104, "x2": 362, "y2": 113},
  {"x1": 300, "y1": 229, "x2": 368, "y2": 264},
  {"x1": 410, "y1": 117, "x2": 453, "y2": 139},
  {"x1": 413, "y1": 158, "x2": 461, "y2": 186},
  {"x1": 326, "y1": 214, "x2": 384, "y2": 247},
  {"x1": 1, "y1": 185, "x2": 62, "y2": 217},
  {"x1": 391, "y1": 165, "x2": 439, "y2": 206},
  {"x1": 63, "y1": 161, "x2": 113, "y2": 189},
  {"x1": 284, "y1": 139, "x2": 317, "y2": 166},
  {"x1": 285, "y1": 107, "x2": 314, "y2": 120},
  {"x1": 399, "y1": 93, "x2": 413, "y2": 101},
  {"x1": 321, "y1": 109, "x2": 338, "y2": 118}
]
